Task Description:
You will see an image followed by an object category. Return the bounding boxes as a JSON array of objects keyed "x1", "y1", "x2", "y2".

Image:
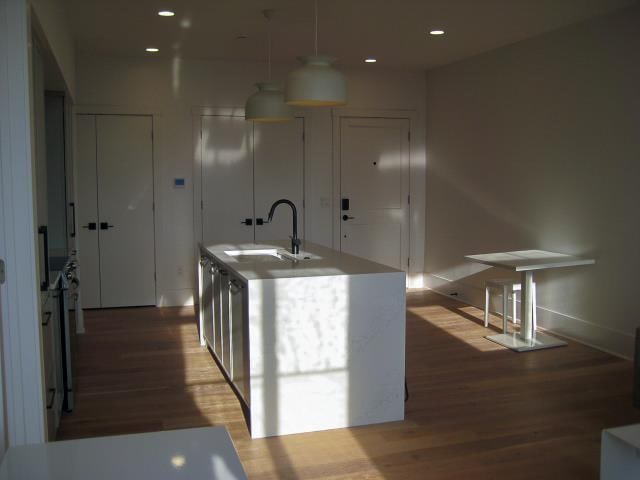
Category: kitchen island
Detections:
[{"x1": 197, "y1": 241, "x2": 406, "y2": 438}]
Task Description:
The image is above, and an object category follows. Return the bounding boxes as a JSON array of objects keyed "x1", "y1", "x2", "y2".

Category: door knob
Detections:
[
  {"x1": 82, "y1": 222, "x2": 97, "y2": 230},
  {"x1": 342, "y1": 214, "x2": 355, "y2": 221},
  {"x1": 100, "y1": 222, "x2": 114, "y2": 230},
  {"x1": 241, "y1": 218, "x2": 253, "y2": 226}
]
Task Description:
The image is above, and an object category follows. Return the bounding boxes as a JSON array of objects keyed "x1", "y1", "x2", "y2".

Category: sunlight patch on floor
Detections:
[{"x1": 407, "y1": 304, "x2": 507, "y2": 352}]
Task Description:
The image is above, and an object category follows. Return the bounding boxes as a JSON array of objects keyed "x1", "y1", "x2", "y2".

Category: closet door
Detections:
[
  {"x1": 96, "y1": 115, "x2": 156, "y2": 308},
  {"x1": 253, "y1": 118, "x2": 305, "y2": 242},
  {"x1": 76, "y1": 115, "x2": 101, "y2": 308},
  {"x1": 201, "y1": 116, "x2": 254, "y2": 245}
]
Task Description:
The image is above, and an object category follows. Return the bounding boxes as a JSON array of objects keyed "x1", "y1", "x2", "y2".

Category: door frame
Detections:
[
  {"x1": 332, "y1": 108, "x2": 417, "y2": 273},
  {"x1": 0, "y1": 0, "x2": 47, "y2": 445},
  {"x1": 191, "y1": 106, "x2": 310, "y2": 271},
  {"x1": 75, "y1": 106, "x2": 160, "y2": 307}
]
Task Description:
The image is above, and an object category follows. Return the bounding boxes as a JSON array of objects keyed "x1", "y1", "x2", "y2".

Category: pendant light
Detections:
[
  {"x1": 285, "y1": 0, "x2": 347, "y2": 107},
  {"x1": 245, "y1": 10, "x2": 294, "y2": 123}
]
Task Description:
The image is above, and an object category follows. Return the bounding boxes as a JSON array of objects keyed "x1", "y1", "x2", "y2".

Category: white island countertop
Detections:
[{"x1": 203, "y1": 241, "x2": 401, "y2": 281}]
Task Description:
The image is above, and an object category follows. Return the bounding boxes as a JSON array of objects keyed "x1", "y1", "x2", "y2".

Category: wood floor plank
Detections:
[{"x1": 57, "y1": 291, "x2": 640, "y2": 478}]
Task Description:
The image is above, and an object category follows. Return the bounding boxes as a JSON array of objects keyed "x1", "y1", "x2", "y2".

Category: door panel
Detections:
[
  {"x1": 96, "y1": 115, "x2": 156, "y2": 308},
  {"x1": 201, "y1": 116, "x2": 254, "y2": 245},
  {"x1": 254, "y1": 119, "x2": 305, "y2": 241},
  {"x1": 340, "y1": 117, "x2": 410, "y2": 269},
  {"x1": 75, "y1": 115, "x2": 101, "y2": 308}
]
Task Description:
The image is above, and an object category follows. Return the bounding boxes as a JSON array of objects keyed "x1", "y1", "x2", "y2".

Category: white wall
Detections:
[
  {"x1": 424, "y1": 6, "x2": 640, "y2": 357},
  {"x1": 76, "y1": 55, "x2": 426, "y2": 306}
]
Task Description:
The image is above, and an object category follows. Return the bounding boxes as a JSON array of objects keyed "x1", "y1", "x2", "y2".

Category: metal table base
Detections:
[{"x1": 486, "y1": 331, "x2": 567, "y2": 352}]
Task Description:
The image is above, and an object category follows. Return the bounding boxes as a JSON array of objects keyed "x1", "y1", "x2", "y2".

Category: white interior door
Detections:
[
  {"x1": 75, "y1": 115, "x2": 101, "y2": 308},
  {"x1": 339, "y1": 117, "x2": 410, "y2": 269},
  {"x1": 254, "y1": 118, "x2": 305, "y2": 242},
  {"x1": 201, "y1": 116, "x2": 254, "y2": 245},
  {"x1": 96, "y1": 115, "x2": 155, "y2": 308}
]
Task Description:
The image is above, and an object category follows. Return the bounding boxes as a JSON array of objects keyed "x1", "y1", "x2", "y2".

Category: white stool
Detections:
[{"x1": 484, "y1": 279, "x2": 537, "y2": 334}]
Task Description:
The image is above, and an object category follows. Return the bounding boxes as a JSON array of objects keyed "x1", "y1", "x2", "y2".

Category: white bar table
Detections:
[
  {"x1": 0, "y1": 426, "x2": 247, "y2": 480},
  {"x1": 465, "y1": 250, "x2": 594, "y2": 352}
]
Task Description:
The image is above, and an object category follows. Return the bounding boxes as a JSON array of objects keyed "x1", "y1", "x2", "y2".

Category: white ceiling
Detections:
[{"x1": 62, "y1": 0, "x2": 637, "y2": 70}]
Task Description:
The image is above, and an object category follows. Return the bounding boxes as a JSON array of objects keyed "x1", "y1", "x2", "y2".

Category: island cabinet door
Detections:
[
  {"x1": 219, "y1": 270, "x2": 232, "y2": 375},
  {"x1": 212, "y1": 264, "x2": 223, "y2": 359},
  {"x1": 229, "y1": 277, "x2": 247, "y2": 401},
  {"x1": 201, "y1": 261, "x2": 214, "y2": 348}
]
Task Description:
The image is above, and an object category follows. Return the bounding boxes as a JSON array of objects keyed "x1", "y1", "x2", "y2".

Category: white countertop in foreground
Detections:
[
  {"x1": 202, "y1": 241, "x2": 403, "y2": 281},
  {"x1": 0, "y1": 427, "x2": 247, "y2": 480}
]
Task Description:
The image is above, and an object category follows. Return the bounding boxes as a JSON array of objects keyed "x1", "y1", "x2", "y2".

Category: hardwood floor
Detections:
[{"x1": 58, "y1": 290, "x2": 640, "y2": 479}]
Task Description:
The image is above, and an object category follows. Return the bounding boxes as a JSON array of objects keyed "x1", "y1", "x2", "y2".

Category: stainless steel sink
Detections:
[
  {"x1": 224, "y1": 249, "x2": 286, "y2": 262},
  {"x1": 224, "y1": 248, "x2": 321, "y2": 263}
]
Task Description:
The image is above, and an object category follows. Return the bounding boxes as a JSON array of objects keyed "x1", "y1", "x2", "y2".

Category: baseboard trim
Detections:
[{"x1": 423, "y1": 273, "x2": 634, "y2": 360}]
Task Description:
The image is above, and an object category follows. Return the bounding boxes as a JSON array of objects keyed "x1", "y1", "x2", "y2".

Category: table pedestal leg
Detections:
[
  {"x1": 520, "y1": 271, "x2": 534, "y2": 341},
  {"x1": 484, "y1": 270, "x2": 567, "y2": 352}
]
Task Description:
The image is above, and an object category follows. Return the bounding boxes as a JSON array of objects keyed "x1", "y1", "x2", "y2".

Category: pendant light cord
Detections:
[{"x1": 314, "y1": 0, "x2": 318, "y2": 56}]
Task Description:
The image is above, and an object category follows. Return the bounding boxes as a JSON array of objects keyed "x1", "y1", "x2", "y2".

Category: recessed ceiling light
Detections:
[
  {"x1": 429, "y1": 29, "x2": 445, "y2": 35},
  {"x1": 158, "y1": 10, "x2": 175, "y2": 17},
  {"x1": 145, "y1": 47, "x2": 159, "y2": 52},
  {"x1": 364, "y1": 58, "x2": 377, "y2": 63}
]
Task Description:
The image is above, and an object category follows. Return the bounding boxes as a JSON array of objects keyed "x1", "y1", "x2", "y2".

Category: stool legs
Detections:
[
  {"x1": 484, "y1": 286, "x2": 490, "y2": 327},
  {"x1": 502, "y1": 285, "x2": 509, "y2": 334},
  {"x1": 532, "y1": 282, "x2": 537, "y2": 331}
]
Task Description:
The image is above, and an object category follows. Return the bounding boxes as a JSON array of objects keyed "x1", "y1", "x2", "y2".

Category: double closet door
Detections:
[
  {"x1": 76, "y1": 115, "x2": 156, "y2": 308},
  {"x1": 200, "y1": 115, "x2": 305, "y2": 245}
]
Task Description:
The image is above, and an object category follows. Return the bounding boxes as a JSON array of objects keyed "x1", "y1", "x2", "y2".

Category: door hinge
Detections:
[
  {"x1": 152, "y1": 202, "x2": 155, "y2": 212},
  {"x1": 154, "y1": 272, "x2": 157, "y2": 281},
  {"x1": 407, "y1": 195, "x2": 410, "y2": 205},
  {"x1": 302, "y1": 131, "x2": 305, "y2": 141},
  {"x1": 0, "y1": 259, "x2": 5, "y2": 285},
  {"x1": 408, "y1": 131, "x2": 411, "y2": 142},
  {"x1": 407, "y1": 257, "x2": 410, "y2": 268},
  {"x1": 201, "y1": 200, "x2": 203, "y2": 210}
]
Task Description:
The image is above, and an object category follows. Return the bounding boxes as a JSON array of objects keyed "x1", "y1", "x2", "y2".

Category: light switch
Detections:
[{"x1": 174, "y1": 178, "x2": 185, "y2": 188}]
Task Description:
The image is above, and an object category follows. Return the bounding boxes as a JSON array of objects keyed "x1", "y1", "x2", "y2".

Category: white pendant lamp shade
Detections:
[
  {"x1": 245, "y1": 81, "x2": 294, "y2": 122},
  {"x1": 285, "y1": 55, "x2": 347, "y2": 107}
]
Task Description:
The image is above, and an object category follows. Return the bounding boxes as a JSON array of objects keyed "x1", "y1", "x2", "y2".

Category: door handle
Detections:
[
  {"x1": 255, "y1": 218, "x2": 264, "y2": 226},
  {"x1": 69, "y1": 202, "x2": 76, "y2": 238},
  {"x1": 342, "y1": 214, "x2": 355, "y2": 221},
  {"x1": 38, "y1": 225, "x2": 50, "y2": 291},
  {"x1": 82, "y1": 222, "x2": 97, "y2": 230},
  {"x1": 100, "y1": 222, "x2": 114, "y2": 230},
  {"x1": 241, "y1": 218, "x2": 253, "y2": 226},
  {"x1": 46, "y1": 388, "x2": 56, "y2": 410}
]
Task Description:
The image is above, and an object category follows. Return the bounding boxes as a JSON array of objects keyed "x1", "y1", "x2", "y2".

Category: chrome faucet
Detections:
[{"x1": 266, "y1": 199, "x2": 300, "y2": 254}]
